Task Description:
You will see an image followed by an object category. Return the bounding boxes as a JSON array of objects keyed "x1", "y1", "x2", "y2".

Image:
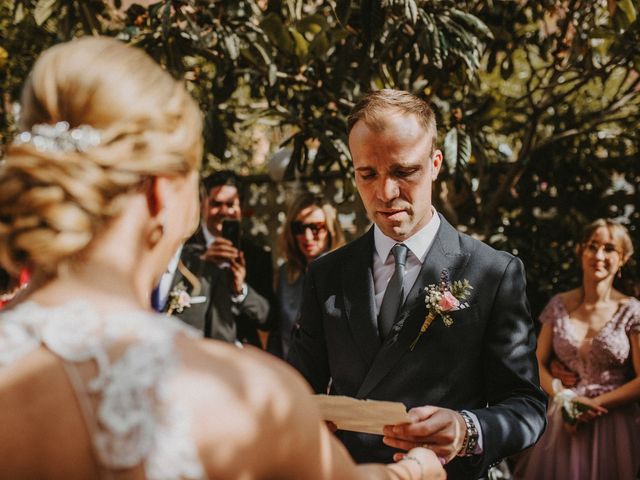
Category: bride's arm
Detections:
[
  {"x1": 177, "y1": 338, "x2": 443, "y2": 480},
  {"x1": 254, "y1": 351, "x2": 442, "y2": 479}
]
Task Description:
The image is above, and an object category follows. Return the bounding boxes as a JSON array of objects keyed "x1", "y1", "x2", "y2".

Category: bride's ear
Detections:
[{"x1": 144, "y1": 177, "x2": 167, "y2": 249}]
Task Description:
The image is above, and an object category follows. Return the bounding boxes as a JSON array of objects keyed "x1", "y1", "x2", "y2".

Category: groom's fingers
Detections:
[
  {"x1": 387, "y1": 406, "x2": 449, "y2": 438},
  {"x1": 383, "y1": 436, "x2": 451, "y2": 462},
  {"x1": 385, "y1": 407, "x2": 467, "y2": 462},
  {"x1": 407, "y1": 405, "x2": 440, "y2": 422}
]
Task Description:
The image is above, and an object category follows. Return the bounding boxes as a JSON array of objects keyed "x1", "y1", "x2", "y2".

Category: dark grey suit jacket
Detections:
[
  {"x1": 182, "y1": 229, "x2": 273, "y2": 346},
  {"x1": 288, "y1": 215, "x2": 547, "y2": 479},
  {"x1": 166, "y1": 244, "x2": 269, "y2": 343}
]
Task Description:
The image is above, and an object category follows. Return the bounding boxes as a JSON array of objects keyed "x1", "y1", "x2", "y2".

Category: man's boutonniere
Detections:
[
  {"x1": 409, "y1": 269, "x2": 473, "y2": 350},
  {"x1": 167, "y1": 282, "x2": 192, "y2": 315}
]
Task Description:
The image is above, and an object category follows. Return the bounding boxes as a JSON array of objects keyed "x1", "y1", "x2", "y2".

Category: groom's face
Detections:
[{"x1": 349, "y1": 111, "x2": 442, "y2": 241}]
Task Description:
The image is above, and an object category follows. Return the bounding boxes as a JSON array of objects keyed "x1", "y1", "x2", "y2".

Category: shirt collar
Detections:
[
  {"x1": 201, "y1": 223, "x2": 215, "y2": 247},
  {"x1": 374, "y1": 208, "x2": 440, "y2": 264},
  {"x1": 166, "y1": 245, "x2": 183, "y2": 275}
]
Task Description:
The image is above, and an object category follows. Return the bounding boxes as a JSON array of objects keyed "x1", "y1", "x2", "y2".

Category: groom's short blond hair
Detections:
[{"x1": 347, "y1": 89, "x2": 437, "y2": 151}]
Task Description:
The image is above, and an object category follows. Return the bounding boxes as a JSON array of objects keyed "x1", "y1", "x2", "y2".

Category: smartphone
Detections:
[{"x1": 221, "y1": 219, "x2": 241, "y2": 248}]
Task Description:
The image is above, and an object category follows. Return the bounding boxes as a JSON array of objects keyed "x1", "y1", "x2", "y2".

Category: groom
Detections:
[{"x1": 288, "y1": 89, "x2": 547, "y2": 479}]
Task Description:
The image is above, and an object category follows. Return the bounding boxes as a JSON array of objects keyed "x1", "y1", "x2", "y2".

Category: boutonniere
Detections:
[
  {"x1": 409, "y1": 269, "x2": 473, "y2": 350},
  {"x1": 166, "y1": 282, "x2": 192, "y2": 315},
  {"x1": 166, "y1": 281, "x2": 207, "y2": 315}
]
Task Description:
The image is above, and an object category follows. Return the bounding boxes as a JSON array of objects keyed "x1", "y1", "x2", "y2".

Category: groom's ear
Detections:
[{"x1": 430, "y1": 149, "x2": 443, "y2": 180}]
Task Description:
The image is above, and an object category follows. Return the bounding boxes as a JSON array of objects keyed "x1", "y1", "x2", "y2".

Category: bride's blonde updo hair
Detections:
[{"x1": 0, "y1": 36, "x2": 203, "y2": 276}]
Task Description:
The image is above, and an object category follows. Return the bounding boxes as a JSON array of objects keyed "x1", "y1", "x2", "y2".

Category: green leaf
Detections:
[
  {"x1": 224, "y1": 33, "x2": 240, "y2": 61},
  {"x1": 34, "y1": 0, "x2": 57, "y2": 26},
  {"x1": 361, "y1": 0, "x2": 385, "y2": 46},
  {"x1": 617, "y1": 0, "x2": 637, "y2": 24},
  {"x1": 335, "y1": 0, "x2": 352, "y2": 25},
  {"x1": 251, "y1": 41, "x2": 273, "y2": 67},
  {"x1": 444, "y1": 127, "x2": 472, "y2": 172},
  {"x1": 310, "y1": 31, "x2": 330, "y2": 57},
  {"x1": 405, "y1": 0, "x2": 418, "y2": 25},
  {"x1": 290, "y1": 28, "x2": 309, "y2": 61},
  {"x1": 268, "y1": 62, "x2": 278, "y2": 86},
  {"x1": 429, "y1": 21, "x2": 443, "y2": 68},
  {"x1": 297, "y1": 14, "x2": 326, "y2": 36},
  {"x1": 450, "y1": 8, "x2": 494, "y2": 40},
  {"x1": 261, "y1": 12, "x2": 294, "y2": 54},
  {"x1": 14, "y1": 3, "x2": 25, "y2": 23}
]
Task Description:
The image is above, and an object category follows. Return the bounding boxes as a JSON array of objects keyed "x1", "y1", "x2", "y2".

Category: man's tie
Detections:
[
  {"x1": 151, "y1": 285, "x2": 162, "y2": 312},
  {"x1": 377, "y1": 243, "x2": 408, "y2": 339}
]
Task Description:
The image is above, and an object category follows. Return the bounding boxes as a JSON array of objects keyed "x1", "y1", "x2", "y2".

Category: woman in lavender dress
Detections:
[{"x1": 514, "y1": 219, "x2": 640, "y2": 479}]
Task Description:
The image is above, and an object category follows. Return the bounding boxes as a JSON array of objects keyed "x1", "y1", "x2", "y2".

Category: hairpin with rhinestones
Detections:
[{"x1": 13, "y1": 121, "x2": 101, "y2": 153}]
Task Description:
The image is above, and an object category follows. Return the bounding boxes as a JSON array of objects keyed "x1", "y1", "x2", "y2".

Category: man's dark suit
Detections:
[
  {"x1": 166, "y1": 244, "x2": 232, "y2": 340},
  {"x1": 177, "y1": 229, "x2": 271, "y2": 343},
  {"x1": 288, "y1": 215, "x2": 547, "y2": 479}
]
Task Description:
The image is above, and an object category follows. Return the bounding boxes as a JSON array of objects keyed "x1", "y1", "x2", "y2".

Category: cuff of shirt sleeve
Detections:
[{"x1": 230, "y1": 283, "x2": 248, "y2": 304}]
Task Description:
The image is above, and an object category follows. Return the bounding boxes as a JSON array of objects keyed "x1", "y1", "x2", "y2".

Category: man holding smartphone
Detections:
[{"x1": 181, "y1": 170, "x2": 274, "y2": 347}]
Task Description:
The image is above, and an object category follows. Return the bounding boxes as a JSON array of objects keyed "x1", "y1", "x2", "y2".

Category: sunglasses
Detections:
[
  {"x1": 291, "y1": 221, "x2": 327, "y2": 236},
  {"x1": 584, "y1": 241, "x2": 622, "y2": 256}
]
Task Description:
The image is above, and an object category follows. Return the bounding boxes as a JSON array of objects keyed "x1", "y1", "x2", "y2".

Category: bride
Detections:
[{"x1": 0, "y1": 37, "x2": 444, "y2": 479}]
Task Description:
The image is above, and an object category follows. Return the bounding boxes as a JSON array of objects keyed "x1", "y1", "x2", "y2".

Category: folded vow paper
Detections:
[{"x1": 313, "y1": 394, "x2": 411, "y2": 435}]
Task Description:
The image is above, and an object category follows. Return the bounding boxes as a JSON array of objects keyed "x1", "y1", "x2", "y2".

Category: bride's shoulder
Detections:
[
  {"x1": 177, "y1": 337, "x2": 312, "y2": 399},
  {"x1": 174, "y1": 338, "x2": 320, "y2": 476}
]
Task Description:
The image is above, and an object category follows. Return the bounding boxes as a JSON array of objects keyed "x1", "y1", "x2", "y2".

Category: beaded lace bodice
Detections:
[
  {"x1": 542, "y1": 295, "x2": 640, "y2": 398},
  {"x1": 0, "y1": 300, "x2": 206, "y2": 479}
]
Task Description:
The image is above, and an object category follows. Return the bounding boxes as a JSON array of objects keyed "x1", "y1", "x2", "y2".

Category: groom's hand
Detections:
[{"x1": 383, "y1": 405, "x2": 467, "y2": 464}]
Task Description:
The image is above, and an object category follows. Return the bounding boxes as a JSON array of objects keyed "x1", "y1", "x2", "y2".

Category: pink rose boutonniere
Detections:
[
  {"x1": 166, "y1": 281, "x2": 207, "y2": 315},
  {"x1": 409, "y1": 269, "x2": 473, "y2": 350},
  {"x1": 167, "y1": 282, "x2": 192, "y2": 315}
]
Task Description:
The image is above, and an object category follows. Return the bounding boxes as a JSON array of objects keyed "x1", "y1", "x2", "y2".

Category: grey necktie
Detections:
[{"x1": 377, "y1": 243, "x2": 408, "y2": 339}]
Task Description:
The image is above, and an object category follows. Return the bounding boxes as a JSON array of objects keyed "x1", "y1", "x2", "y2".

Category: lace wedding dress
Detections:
[{"x1": 0, "y1": 300, "x2": 206, "y2": 479}]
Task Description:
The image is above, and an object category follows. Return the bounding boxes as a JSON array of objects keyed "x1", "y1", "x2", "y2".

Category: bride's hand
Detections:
[{"x1": 393, "y1": 447, "x2": 446, "y2": 480}]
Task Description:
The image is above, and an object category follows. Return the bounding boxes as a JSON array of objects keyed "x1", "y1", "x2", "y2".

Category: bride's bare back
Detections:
[{"x1": 0, "y1": 300, "x2": 436, "y2": 479}]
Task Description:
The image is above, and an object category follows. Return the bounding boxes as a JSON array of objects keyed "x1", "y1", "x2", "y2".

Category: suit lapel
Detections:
[
  {"x1": 161, "y1": 266, "x2": 186, "y2": 313},
  {"x1": 356, "y1": 215, "x2": 470, "y2": 398},
  {"x1": 342, "y1": 229, "x2": 380, "y2": 368}
]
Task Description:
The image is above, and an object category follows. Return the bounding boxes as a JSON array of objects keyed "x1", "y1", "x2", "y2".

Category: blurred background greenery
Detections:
[{"x1": 1, "y1": 0, "x2": 638, "y2": 318}]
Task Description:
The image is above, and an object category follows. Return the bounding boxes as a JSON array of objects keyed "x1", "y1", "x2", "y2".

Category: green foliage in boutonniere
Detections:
[{"x1": 409, "y1": 269, "x2": 473, "y2": 351}]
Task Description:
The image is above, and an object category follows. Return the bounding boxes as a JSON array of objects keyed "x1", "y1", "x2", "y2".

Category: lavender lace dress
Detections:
[{"x1": 513, "y1": 295, "x2": 640, "y2": 480}]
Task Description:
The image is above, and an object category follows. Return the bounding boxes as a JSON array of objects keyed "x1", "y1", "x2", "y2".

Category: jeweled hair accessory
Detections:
[{"x1": 13, "y1": 121, "x2": 101, "y2": 153}]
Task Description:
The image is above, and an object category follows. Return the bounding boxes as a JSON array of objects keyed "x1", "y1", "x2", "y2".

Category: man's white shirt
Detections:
[
  {"x1": 158, "y1": 246, "x2": 183, "y2": 309},
  {"x1": 372, "y1": 208, "x2": 440, "y2": 316}
]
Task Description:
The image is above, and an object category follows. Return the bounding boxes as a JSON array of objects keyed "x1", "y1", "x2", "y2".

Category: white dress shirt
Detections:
[
  {"x1": 372, "y1": 209, "x2": 440, "y2": 316},
  {"x1": 202, "y1": 224, "x2": 215, "y2": 248},
  {"x1": 158, "y1": 246, "x2": 183, "y2": 309}
]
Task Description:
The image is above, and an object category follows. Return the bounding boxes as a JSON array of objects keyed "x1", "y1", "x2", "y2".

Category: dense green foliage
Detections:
[{"x1": 1, "y1": 0, "x2": 638, "y2": 315}]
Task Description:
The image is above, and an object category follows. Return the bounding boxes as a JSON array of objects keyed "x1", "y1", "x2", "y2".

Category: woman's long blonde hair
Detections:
[
  {"x1": 0, "y1": 36, "x2": 202, "y2": 275},
  {"x1": 280, "y1": 192, "x2": 345, "y2": 283}
]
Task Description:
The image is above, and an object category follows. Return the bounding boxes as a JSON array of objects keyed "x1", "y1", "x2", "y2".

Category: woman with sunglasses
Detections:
[
  {"x1": 268, "y1": 192, "x2": 346, "y2": 359},
  {"x1": 513, "y1": 218, "x2": 640, "y2": 479}
]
